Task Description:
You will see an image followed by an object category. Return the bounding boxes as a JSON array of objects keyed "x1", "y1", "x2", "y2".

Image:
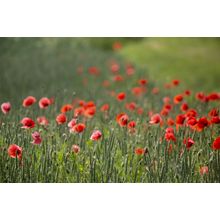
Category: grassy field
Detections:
[
  {"x1": 119, "y1": 38, "x2": 220, "y2": 91},
  {"x1": 0, "y1": 38, "x2": 220, "y2": 183}
]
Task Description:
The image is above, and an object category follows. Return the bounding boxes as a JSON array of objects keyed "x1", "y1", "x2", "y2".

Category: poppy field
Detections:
[{"x1": 0, "y1": 38, "x2": 220, "y2": 183}]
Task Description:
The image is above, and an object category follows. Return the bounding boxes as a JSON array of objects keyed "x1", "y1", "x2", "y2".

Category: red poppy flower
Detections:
[
  {"x1": 152, "y1": 87, "x2": 159, "y2": 95},
  {"x1": 100, "y1": 104, "x2": 109, "y2": 112},
  {"x1": 37, "y1": 116, "x2": 49, "y2": 126},
  {"x1": 23, "y1": 96, "x2": 36, "y2": 107},
  {"x1": 200, "y1": 166, "x2": 209, "y2": 175},
  {"x1": 70, "y1": 123, "x2": 86, "y2": 133},
  {"x1": 21, "y1": 117, "x2": 35, "y2": 129},
  {"x1": 186, "y1": 117, "x2": 197, "y2": 127},
  {"x1": 117, "y1": 92, "x2": 126, "y2": 101},
  {"x1": 196, "y1": 117, "x2": 209, "y2": 131},
  {"x1": 183, "y1": 138, "x2": 195, "y2": 150},
  {"x1": 212, "y1": 137, "x2": 220, "y2": 150},
  {"x1": 172, "y1": 79, "x2": 180, "y2": 86},
  {"x1": 31, "y1": 131, "x2": 42, "y2": 145},
  {"x1": 208, "y1": 108, "x2": 219, "y2": 117},
  {"x1": 39, "y1": 97, "x2": 51, "y2": 109},
  {"x1": 136, "y1": 107, "x2": 144, "y2": 115},
  {"x1": 1, "y1": 102, "x2": 11, "y2": 114},
  {"x1": 132, "y1": 87, "x2": 145, "y2": 96},
  {"x1": 173, "y1": 94, "x2": 183, "y2": 104},
  {"x1": 88, "y1": 66, "x2": 100, "y2": 76},
  {"x1": 163, "y1": 97, "x2": 171, "y2": 104},
  {"x1": 116, "y1": 113, "x2": 129, "y2": 127},
  {"x1": 74, "y1": 107, "x2": 84, "y2": 117},
  {"x1": 113, "y1": 75, "x2": 124, "y2": 82},
  {"x1": 149, "y1": 113, "x2": 162, "y2": 125},
  {"x1": 180, "y1": 103, "x2": 189, "y2": 112},
  {"x1": 186, "y1": 109, "x2": 197, "y2": 118},
  {"x1": 113, "y1": 41, "x2": 122, "y2": 51},
  {"x1": 126, "y1": 64, "x2": 135, "y2": 75},
  {"x1": 210, "y1": 116, "x2": 220, "y2": 124},
  {"x1": 72, "y1": 145, "x2": 80, "y2": 154},
  {"x1": 167, "y1": 118, "x2": 175, "y2": 126},
  {"x1": 135, "y1": 147, "x2": 145, "y2": 155},
  {"x1": 160, "y1": 108, "x2": 169, "y2": 116},
  {"x1": 8, "y1": 144, "x2": 22, "y2": 160},
  {"x1": 176, "y1": 114, "x2": 186, "y2": 125},
  {"x1": 165, "y1": 132, "x2": 176, "y2": 142},
  {"x1": 127, "y1": 121, "x2": 136, "y2": 129},
  {"x1": 184, "y1": 90, "x2": 191, "y2": 96},
  {"x1": 56, "y1": 113, "x2": 67, "y2": 124},
  {"x1": 90, "y1": 130, "x2": 102, "y2": 141},
  {"x1": 84, "y1": 107, "x2": 96, "y2": 118},
  {"x1": 111, "y1": 63, "x2": 120, "y2": 73},
  {"x1": 126, "y1": 102, "x2": 137, "y2": 111},
  {"x1": 61, "y1": 104, "x2": 73, "y2": 113},
  {"x1": 207, "y1": 92, "x2": 220, "y2": 101},
  {"x1": 196, "y1": 92, "x2": 208, "y2": 102},
  {"x1": 165, "y1": 127, "x2": 174, "y2": 133},
  {"x1": 85, "y1": 101, "x2": 95, "y2": 108},
  {"x1": 138, "y1": 79, "x2": 148, "y2": 86}
]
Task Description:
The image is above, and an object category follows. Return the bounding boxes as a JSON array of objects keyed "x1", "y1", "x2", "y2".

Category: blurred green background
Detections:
[{"x1": 0, "y1": 37, "x2": 220, "y2": 105}]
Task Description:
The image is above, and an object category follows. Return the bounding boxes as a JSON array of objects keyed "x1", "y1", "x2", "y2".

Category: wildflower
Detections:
[
  {"x1": 61, "y1": 104, "x2": 73, "y2": 113},
  {"x1": 176, "y1": 114, "x2": 186, "y2": 126},
  {"x1": 196, "y1": 117, "x2": 209, "y2": 131},
  {"x1": 31, "y1": 131, "x2": 42, "y2": 145},
  {"x1": 39, "y1": 97, "x2": 51, "y2": 109},
  {"x1": 180, "y1": 103, "x2": 189, "y2": 112},
  {"x1": 117, "y1": 92, "x2": 126, "y2": 101},
  {"x1": 90, "y1": 130, "x2": 102, "y2": 141},
  {"x1": 135, "y1": 147, "x2": 145, "y2": 155},
  {"x1": 70, "y1": 123, "x2": 86, "y2": 133},
  {"x1": 68, "y1": 118, "x2": 77, "y2": 128},
  {"x1": 173, "y1": 94, "x2": 183, "y2": 104},
  {"x1": 149, "y1": 113, "x2": 162, "y2": 125},
  {"x1": 212, "y1": 137, "x2": 220, "y2": 150},
  {"x1": 184, "y1": 138, "x2": 195, "y2": 150},
  {"x1": 116, "y1": 113, "x2": 129, "y2": 127},
  {"x1": 138, "y1": 79, "x2": 148, "y2": 86},
  {"x1": 21, "y1": 117, "x2": 35, "y2": 129},
  {"x1": 172, "y1": 79, "x2": 180, "y2": 86},
  {"x1": 8, "y1": 144, "x2": 22, "y2": 160},
  {"x1": 56, "y1": 113, "x2": 67, "y2": 124},
  {"x1": 72, "y1": 145, "x2": 80, "y2": 154},
  {"x1": 37, "y1": 116, "x2": 49, "y2": 126},
  {"x1": 23, "y1": 96, "x2": 36, "y2": 107},
  {"x1": 200, "y1": 166, "x2": 209, "y2": 175},
  {"x1": 113, "y1": 41, "x2": 122, "y2": 51},
  {"x1": 100, "y1": 104, "x2": 109, "y2": 112},
  {"x1": 1, "y1": 102, "x2": 11, "y2": 114},
  {"x1": 165, "y1": 132, "x2": 176, "y2": 142}
]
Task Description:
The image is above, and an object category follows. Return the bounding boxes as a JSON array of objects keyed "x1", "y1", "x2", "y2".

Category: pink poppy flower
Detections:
[
  {"x1": 37, "y1": 116, "x2": 49, "y2": 126},
  {"x1": 72, "y1": 145, "x2": 80, "y2": 154},
  {"x1": 90, "y1": 130, "x2": 102, "y2": 141},
  {"x1": 1, "y1": 102, "x2": 11, "y2": 114},
  {"x1": 31, "y1": 131, "x2": 42, "y2": 145},
  {"x1": 149, "y1": 113, "x2": 162, "y2": 124},
  {"x1": 39, "y1": 97, "x2": 51, "y2": 109}
]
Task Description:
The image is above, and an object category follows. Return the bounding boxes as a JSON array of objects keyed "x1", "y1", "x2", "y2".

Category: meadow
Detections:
[{"x1": 0, "y1": 38, "x2": 220, "y2": 183}]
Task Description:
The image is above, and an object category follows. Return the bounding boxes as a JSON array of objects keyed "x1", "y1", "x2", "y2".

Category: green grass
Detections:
[{"x1": 119, "y1": 38, "x2": 220, "y2": 92}]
